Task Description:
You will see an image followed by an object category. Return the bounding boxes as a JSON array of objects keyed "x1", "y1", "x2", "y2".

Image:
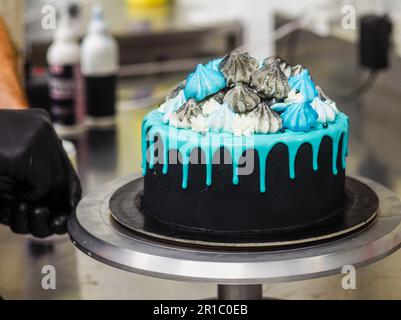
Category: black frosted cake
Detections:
[{"x1": 141, "y1": 52, "x2": 349, "y2": 235}]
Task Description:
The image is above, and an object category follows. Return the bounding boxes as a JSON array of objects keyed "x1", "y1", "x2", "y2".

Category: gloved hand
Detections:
[{"x1": 0, "y1": 109, "x2": 82, "y2": 238}]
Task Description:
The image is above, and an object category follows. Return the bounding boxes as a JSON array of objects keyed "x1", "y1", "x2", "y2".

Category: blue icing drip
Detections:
[
  {"x1": 342, "y1": 118, "x2": 350, "y2": 169},
  {"x1": 312, "y1": 140, "x2": 320, "y2": 171},
  {"x1": 232, "y1": 137, "x2": 247, "y2": 186},
  {"x1": 141, "y1": 119, "x2": 149, "y2": 175},
  {"x1": 204, "y1": 135, "x2": 220, "y2": 186},
  {"x1": 288, "y1": 141, "x2": 303, "y2": 179},
  {"x1": 331, "y1": 133, "x2": 340, "y2": 175},
  {"x1": 184, "y1": 64, "x2": 226, "y2": 102},
  {"x1": 148, "y1": 130, "x2": 156, "y2": 169},
  {"x1": 258, "y1": 145, "x2": 274, "y2": 193},
  {"x1": 207, "y1": 144, "x2": 225, "y2": 187},
  {"x1": 281, "y1": 101, "x2": 318, "y2": 132},
  {"x1": 141, "y1": 111, "x2": 349, "y2": 193},
  {"x1": 205, "y1": 57, "x2": 223, "y2": 72},
  {"x1": 205, "y1": 146, "x2": 213, "y2": 186},
  {"x1": 181, "y1": 146, "x2": 191, "y2": 189},
  {"x1": 160, "y1": 131, "x2": 169, "y2": 174},
  {"x1": 288, "y1": 69, "x2": 318, "y2": 101}
]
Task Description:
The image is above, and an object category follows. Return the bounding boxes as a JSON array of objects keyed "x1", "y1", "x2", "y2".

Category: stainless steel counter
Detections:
[{"x1": 1, "y1": 30, "x2": 401, "y2": 300}]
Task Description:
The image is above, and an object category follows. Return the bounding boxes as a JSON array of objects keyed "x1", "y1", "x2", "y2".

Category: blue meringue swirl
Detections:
[
  {"x1": 288, "y1": 69, "x2": 318, "y2": 102},
  {"x1": 205, "y1": 58, "x2": 223, "y2": 72},
  {"x1": 281, "y1": 101, "x2": 318, "y2": 132},
  {"x1": 184, "y1": 64, "x2": 226, "y2": 102}
]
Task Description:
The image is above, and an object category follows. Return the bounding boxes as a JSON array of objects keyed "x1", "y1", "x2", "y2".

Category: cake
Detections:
[{"x1": 141, "y1": 51, "x2": 349, "y2": 236}]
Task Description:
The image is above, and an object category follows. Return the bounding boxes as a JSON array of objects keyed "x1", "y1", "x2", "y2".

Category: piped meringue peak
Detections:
[
  {"x1": 224, "y1": 82, "x2": 261, "y2": 113},
  {"x1": 251, "y1": 58, "x2": 290, "y2": 99},
  {"x1": 169, "y1": 99, "x2": 201, "y2": 129},
  {"x1": 184, "y1": 64, "x2": 226, "y2": 102},
  {"x1": 248, "y1": 102, "x2": 283, "y2": 134},
  {"x1": 288, "y1": 69, "x2": 318, "y2": 102},
  {"x1": 158, "y1": 51, "x2": 341, "y2": 135},
  {"x1": 263, "y1": 56, "x2": 304, "y2": 79},
  {"x1": 219, "y1": 51, "x2": 259, "y2": 86}
]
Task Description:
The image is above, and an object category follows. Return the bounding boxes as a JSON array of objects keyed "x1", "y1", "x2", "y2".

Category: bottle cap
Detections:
[
  {"x1": 88, "y1": 5, "x2": 107, "y2": 33},
  {"x1": 55, "y1": 8, "x2": 76, "y2": 41}
]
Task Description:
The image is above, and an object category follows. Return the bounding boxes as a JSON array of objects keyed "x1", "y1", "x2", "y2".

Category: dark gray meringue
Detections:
[
  {"x1": 251, "y1": 59, "x2": 290, "y2": 99},
  {"x1": 224, "y1": 83, "x2": 261, "y2": 113},
  {"x1": 169, "y1": 99, "x2": 202, "y2": 128},
  {"x1": 209, "y1": 89, "x2": 227, "y2": 104},
  {"x1": 248, "y1": 102, "x2": 283, "y2": 134},
  {"x1": 175, "y1": 99, "x2": 201, "y2": 120},
  {"x1": 165, "y1": 80, "x2": 186, "y2": 101},
  {"x1": 219, "y1": 51, "x2": 259, "y2": 86},
  {"x1": 198, "y1": 88, "x2": 227, "y2": 108},
  {"x1": 263, "y1": 56, "x2": 304, "y2": 79}
]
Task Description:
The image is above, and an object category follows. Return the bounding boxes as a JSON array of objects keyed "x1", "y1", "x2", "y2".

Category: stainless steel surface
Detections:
[
  {"x1": 69, "y1": 174, "x2": 401, "y2": 284},
  {"x1": 218, "y1": 285, "x2": 263, "y2": 300}
]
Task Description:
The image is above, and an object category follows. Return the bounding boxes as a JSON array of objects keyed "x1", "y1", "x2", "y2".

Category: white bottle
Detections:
[
  {"x1": 47, "y1": 9, "x2": 85, "y2": 136},
  {"x1": 81, "y1": 5, "x2": 119, "y2": 127}
]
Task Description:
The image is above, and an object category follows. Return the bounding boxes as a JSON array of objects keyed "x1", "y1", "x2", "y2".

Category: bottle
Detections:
[
  {"x1": 47, "y1": 9, "x2": 85, "y2": 136},
  {"x1": 81, "y1": 5, "x2": 119, "y2": 127}
]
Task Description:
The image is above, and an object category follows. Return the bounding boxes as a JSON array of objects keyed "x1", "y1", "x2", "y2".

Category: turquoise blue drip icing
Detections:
[
  {"x1": 331, "y1": 134, "x2": 340, "y2": 175},
  {"x1": 141, "y1": 111, "x2": 349, "y2": 193},
  {"x1": 141, "y1": 118, "x2": 149, "y2": 176},
  {"x1": 288, "y1": 142, "x2": 302, "y2": 179},
  {"x1": 258, "y1": 146, "x2": 273, "y2": 193},
  {"x1": 208, "y1": 145, "x2": 222, "y2": 187},
  {"x1": 148, "y1": 131, "x2": 156, "y2": 169},
  {"x1": 181, "y1": 146, "x2": 191, "y2": 189},
  {"x1": 205, "y1": 141, "x2": 213, "y2": 186},
  {"x1": 342, "y1": 118, "x2": 350, "y2": 169},
  {"x1": 232, "y1": 138, "x2": 246, "y2": 186},
  {"x1": 312, "y1": 141, "x2": 319, "y2": 171},
  {"x1": 162, "y1": 136, "x2": 169, "y2": 174}
]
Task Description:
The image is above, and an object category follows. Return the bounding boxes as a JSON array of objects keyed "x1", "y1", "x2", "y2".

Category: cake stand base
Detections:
[
  {"x1": 68, "y1": 174, "x2": 401, "y2": 300},
  {"x1": 217, "y1": 284, "x2": 263, "y2": 300}
]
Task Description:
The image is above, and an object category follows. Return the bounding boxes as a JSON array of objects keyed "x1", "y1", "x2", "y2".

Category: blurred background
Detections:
[{"x1": 0, "y1": 0, "x2": 401, "y2": 299}]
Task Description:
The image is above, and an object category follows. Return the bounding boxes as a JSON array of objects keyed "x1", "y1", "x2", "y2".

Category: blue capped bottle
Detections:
[{"x1": 81, "y1": 5, "x2": 119, "y2": 127}]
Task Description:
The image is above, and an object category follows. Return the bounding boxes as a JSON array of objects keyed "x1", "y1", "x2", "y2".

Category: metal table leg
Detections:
[{"x1": 217, "y1": 284, "x2": 263, "y2": 300}]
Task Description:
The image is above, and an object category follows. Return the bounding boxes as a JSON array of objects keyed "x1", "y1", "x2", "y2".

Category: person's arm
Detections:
[{"x1": 0, "y1": 16, "x2": 27, "y2": 109}]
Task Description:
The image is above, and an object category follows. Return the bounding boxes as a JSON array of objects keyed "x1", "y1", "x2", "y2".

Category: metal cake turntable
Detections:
[{"x1": 68, "y1": 174, "x2": 401, "y2": 300}]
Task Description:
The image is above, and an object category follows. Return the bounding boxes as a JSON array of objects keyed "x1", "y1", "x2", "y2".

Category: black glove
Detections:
[{"x1": 0, "y1": 109, "x2": 82, "y2": 238}]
